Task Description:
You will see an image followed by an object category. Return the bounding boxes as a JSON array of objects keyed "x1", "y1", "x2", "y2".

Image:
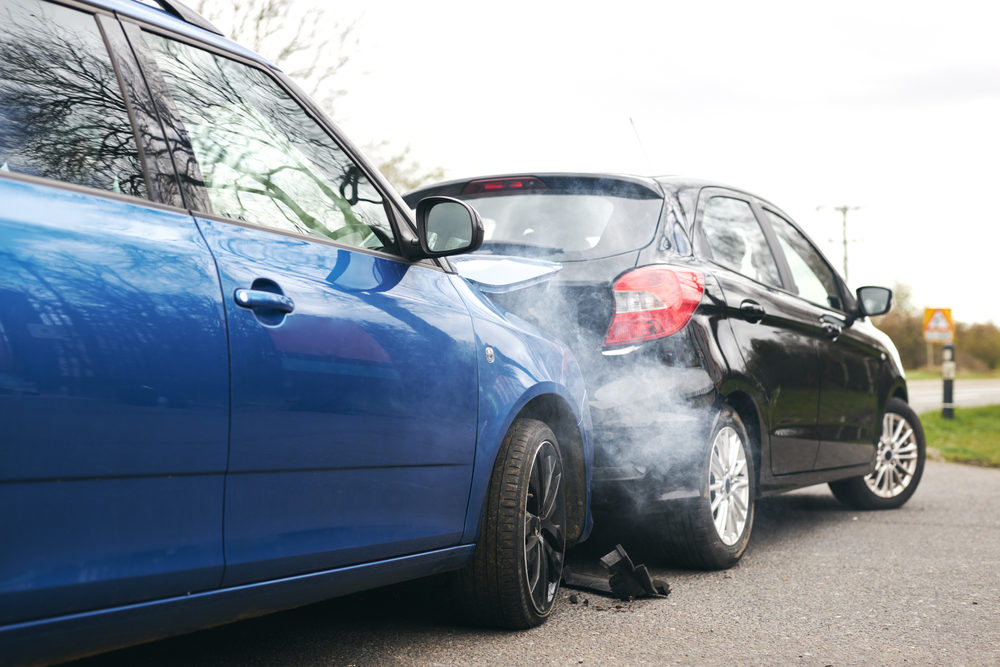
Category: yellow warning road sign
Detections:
[{"x1": 923, "y1": 307, "x2": 954, "y2": 344}]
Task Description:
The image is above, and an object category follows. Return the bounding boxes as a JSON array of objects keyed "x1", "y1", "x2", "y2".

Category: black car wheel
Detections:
[
  {"x1": 829, "y1": 397, "x2": 926, "y2": 510},
  {"x1": 455, "y1": 418, "x2": 566, "y2": 628},
  {"x1": 649, "y1": 407, "x2": 756, "y2": 569}
]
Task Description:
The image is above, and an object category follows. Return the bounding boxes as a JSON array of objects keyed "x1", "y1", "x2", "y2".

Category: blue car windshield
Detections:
[{"x1": 468, "y1": 193, "x2": 663, "y2": 261}]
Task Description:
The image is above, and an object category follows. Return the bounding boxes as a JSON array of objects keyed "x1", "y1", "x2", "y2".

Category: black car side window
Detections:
[
  {"x1": 143, "y1": 33, "x2": 398, "y2": 255},
  {"x1": 0, "y1": 0, "x2": 147, "y2": 197},
  {"x1": 765, "y1": 210, "x2": 843, "y2": 310},
  {"x1": 700, "y1": 197, "x2": 781, "y2": 287}
]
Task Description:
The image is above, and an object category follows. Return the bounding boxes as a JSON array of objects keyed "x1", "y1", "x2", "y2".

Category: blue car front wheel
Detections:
[{"x1": 456, "y1": 418, "x2": 567, "y2": 629}]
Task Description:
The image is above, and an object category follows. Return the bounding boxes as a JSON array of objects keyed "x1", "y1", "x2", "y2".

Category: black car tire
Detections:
[
  {"x1": 454, "y1": 418, "x2": 566, "y2": 629},
  {"x1": 649, "y1": 406, "x2": 756, "y2": 570},
  {"x1": 828, "y1": 397, "x2": 926, "y2": 510}
]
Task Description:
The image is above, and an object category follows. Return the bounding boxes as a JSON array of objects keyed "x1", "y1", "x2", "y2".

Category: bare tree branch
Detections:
[{"x1": 187, "y1": 0, "x2": 442, "y2": 192}]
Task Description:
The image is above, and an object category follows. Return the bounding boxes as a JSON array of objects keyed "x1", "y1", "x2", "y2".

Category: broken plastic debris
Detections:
[
  {"x1": 601, "y1": 544, "x2": 670, "y2": 600},
  {"x1": 562, "y1": 566, "x2": 613, "y2": 594},
  {"x1": 562, "y1": 544, "x2": 669, "y2": 600}
]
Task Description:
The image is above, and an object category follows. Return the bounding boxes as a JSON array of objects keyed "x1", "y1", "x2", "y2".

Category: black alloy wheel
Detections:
[{"x1": 455, "y1": 418, "x2": 567, "y2": 628}]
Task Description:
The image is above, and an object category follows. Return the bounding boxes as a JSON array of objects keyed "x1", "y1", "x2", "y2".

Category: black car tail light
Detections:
[
  {"x1": 603, "y1": 266, "x2": 704, "y2": 347},
  {"x1": 461, "y1": 177, "x2": 547, "y2": 195}
]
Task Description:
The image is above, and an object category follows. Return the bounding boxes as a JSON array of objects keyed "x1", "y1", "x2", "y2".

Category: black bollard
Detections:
[{"x1": 942, "y1": 343, "x2": 955, "y2": 419}]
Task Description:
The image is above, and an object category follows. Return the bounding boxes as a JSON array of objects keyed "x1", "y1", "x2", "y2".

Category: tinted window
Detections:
[
  {"x1": 0, "y1": 0, "x2": 146, "y2": 196},
  {"x1": 700, "y1": 197, "x2": 781, "y2": 287},
  {"x1": 469, "y1": 193, "x2": 661, "y2": 260},
  {"x1": 144, "y1": 34, "x2": 397, "y2": 254},
  {"x1": 765, "y1": 210, "x2": 842, "y2": 309}
]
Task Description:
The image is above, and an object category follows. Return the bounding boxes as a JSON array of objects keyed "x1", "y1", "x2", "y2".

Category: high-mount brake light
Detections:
[
  {"x1": 461, "y1": 177, "x2": 547, "y2": 195},
  {"x1": 603, "y1": 266, "x2": 704, "y2": 347}
]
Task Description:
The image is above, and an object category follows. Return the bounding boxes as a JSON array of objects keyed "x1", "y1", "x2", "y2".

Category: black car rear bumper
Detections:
[{"x1": 586, "y1": 364, "x2": 718, "y2": 510}]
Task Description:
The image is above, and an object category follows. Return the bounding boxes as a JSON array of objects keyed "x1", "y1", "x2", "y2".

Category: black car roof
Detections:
[
  {"x1": 406, "y1": 172, "x2": 797, "y2": 234},
  {"x1": 405, "y1": 172, "x2": 665, "y2": 204},
  {"x1": 652, "y1": 175, "x2": 798, "y2": 229}
]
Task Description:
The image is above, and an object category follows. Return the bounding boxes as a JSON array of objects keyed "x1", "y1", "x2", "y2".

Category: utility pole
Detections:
[{"x1": 817, "y1": 205, "x2": 860, "y2": 282}]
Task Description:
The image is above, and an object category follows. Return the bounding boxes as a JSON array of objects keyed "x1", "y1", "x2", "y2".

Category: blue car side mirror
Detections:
[{"x1": 414, "y1": 196, "x2": 484, "y2": 258}]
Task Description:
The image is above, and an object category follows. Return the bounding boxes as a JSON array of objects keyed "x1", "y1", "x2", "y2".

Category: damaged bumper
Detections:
[
  {"x1": 588, "y1": 366, "x2": 718, "y2": 510},
  {"x1": 563, "y1": 544, "x2": 670, "y2": 600}
]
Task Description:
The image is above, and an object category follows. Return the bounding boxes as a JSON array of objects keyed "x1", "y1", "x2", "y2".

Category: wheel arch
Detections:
[
  {"x1": 517, "y1": 393, "x2": 590, "y2": 546},
  {"x1": 722, "y1": 389, "x2": 764, "y2": 495}
]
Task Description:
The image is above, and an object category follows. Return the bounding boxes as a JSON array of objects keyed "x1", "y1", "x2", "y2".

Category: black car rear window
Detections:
[{"x1": 465, "y1": 190, "x2": 663, "y2": 261}]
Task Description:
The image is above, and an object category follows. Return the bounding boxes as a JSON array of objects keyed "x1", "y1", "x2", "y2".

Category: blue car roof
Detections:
[{"x1": 82, "y1": 0, "x2": 273, "y2": 69}]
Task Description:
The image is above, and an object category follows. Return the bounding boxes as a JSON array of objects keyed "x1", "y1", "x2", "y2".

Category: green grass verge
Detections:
[{"x1": 920, "y1": 405, "x2": 1000, "y2": 468}]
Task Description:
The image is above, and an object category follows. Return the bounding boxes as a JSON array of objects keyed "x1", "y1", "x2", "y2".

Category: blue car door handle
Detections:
[{"x1": 234, "y1": 288, "x2": 295, "y2": 314}]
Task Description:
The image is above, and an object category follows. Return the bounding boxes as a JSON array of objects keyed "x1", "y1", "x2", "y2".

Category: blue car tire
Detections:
[{"x1": 456, "y1": 418, "x2": 567, "y2": 628}]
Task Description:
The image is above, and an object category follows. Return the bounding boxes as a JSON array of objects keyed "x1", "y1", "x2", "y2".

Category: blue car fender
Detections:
[{"x1": 446, "y1": 275, "x2": 593, "y2": 547}]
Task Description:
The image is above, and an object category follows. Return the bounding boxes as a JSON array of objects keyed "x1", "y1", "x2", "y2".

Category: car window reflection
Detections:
[
  {"x1": 0, "y1": 0, "x2": 146, "y2": 197},
  {"x1": 701, "y1": 197, "x2": 781, "y2": 287},
  {"x1": 144, "y1": 33, "x2": 397, "y2": 254}
]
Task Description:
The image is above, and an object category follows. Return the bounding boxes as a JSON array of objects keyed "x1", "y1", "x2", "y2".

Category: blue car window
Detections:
[
  {"x1": 0, "y1": 0, "x2": 146, "y2": 197},
  {"x1": 143, "y1": 33, "x2": 398, "y2": 255}
]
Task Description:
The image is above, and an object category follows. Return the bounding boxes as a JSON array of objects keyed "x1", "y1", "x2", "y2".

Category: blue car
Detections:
[{"x1": 0, "y1": 0, "x2": 592, "y2": 661}]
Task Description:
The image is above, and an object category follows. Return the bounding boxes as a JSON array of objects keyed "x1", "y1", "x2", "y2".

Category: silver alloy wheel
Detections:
[
  {"x1": 865, "y1": 410, "x2": 920, "y2": 498},
  {"x1": 709, "y1": 425, "x2": 751, "y2": 546},
  {"x1": 523, "y1": 439, "x2": 565, "y2": 614}
]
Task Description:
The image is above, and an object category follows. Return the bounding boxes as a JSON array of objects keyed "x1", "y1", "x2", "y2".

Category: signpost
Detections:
[
  {"x1": 923, "y1": 308, "x2": 956, "y2": 419},
  {"x1": 922, "y1": 307, "x2": 954, "y2": 344}
]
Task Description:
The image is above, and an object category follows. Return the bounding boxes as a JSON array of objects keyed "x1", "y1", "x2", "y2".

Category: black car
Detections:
[{"x1": 406, "y1": 174, "x2": 926, "y2": 569}]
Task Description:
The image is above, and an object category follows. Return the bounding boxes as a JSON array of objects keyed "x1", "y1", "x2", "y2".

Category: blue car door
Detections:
[
  {"x1": 0, "y1": 0, "x2": 228, "y2": 623},
  {"x1": 140, "y1": 31, "x2": 480, "y2": 584}
]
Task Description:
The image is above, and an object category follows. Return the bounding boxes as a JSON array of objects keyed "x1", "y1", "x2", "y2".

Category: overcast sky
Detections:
[{"x1": 254, "y1": 0, "x2": 1000, "y2": 324}]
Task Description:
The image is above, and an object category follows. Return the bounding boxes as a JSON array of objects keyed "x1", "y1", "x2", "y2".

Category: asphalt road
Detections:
[
  {"x1": 907, "y1": 377, "x2": 1000, "y2": 414},
  {"x1": 75, "y1": 459, "x2": 1000, "y2": 666}
]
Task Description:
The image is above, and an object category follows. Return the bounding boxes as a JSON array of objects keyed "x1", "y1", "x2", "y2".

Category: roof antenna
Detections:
[{"x1": 628, "y1": 116, "x2": 653, "y2": 175}]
